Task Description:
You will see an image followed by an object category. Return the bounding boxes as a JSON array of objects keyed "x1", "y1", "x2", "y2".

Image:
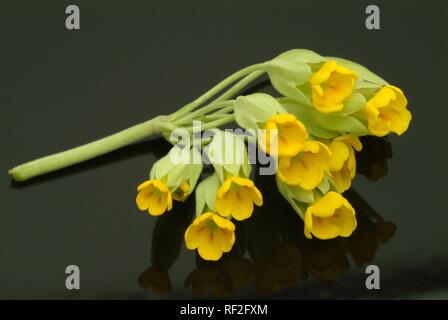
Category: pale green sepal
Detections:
[
  {"x1": 234, "y1": 93, "x2": 287, "y2": 131},
  {"x1": 195, "y1": 172, "x2": 221, "y2": 215},
  {"x1": 272, "y1": 49, "x2": 326, "y2": 64},
  {"x1": 151, "y1": 145, "x2": 203, "y2": 192},
  {"x1": 317, "y1": 176, "x2": 330, "y2": 194},
  {"x1": 280, "y1": 99, "x2": 338, "y2": 139},
  {"x1": 332, "y1": 92, "x2": 366, "y2": 117},
  {"x1": 276, "y1": 176, "x2": 314, "y2": 204},
  {"x1": 205, "y1": 130, "x2": 252, "y2": 181},
  {"x1": 311, "y1": 112, "x2": 369, "y2": 136},
  {"x1": 327, "y1": 56, "x2": 388, "y2": 86}
]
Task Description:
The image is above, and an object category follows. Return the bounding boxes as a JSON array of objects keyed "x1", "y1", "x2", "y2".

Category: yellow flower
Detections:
[
  {"x1": 310, "y1": 61, "x2": 358, "y2": 113},
  {"x1": 304, "y1": 191, "x2": 357, "y2": 240},
  {"x1": 172, "y1": 181, "x2": 190, "y2": 202},
  {"x1": 277, "y1": 140, "x2": 331, "y2": 190},
  {"x1": 215, "y1": 176, "x2": 263, "y2": 221},
  {"x1": 363, "y1": 85, "x2": 411, "y2": 136},
  {"x1": 327, "y1": 135, "x2": 362, "y2": 192},
  {"x1": 136, "y1": 179, "x2": 173, "y2": 216},
  {"x1": 261, "y1": 113, "x2": 308, "y2": 157},
  {"x1": 185, "y1": 212, "x2": 236, "y2": 261}
]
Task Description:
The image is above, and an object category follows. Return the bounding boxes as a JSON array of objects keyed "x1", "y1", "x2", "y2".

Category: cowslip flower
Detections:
[
  {"x1": 172, "y1": 181, "x2": 190, "y2": 202},
  {"x1": 261, "y1": 113, "x2": 308, "y2": 157},
  {"x1": 363, "y1": 85, "x2": 412, "y2": 136},
  {"x1": 304, "y1": 191, "x2": 357, "y2": 240},
  {"x1": 277, "y1": 140, "x2": 331, "y2": 190},
  {"x1": 310, "y1": 61, "x2": 358, "y2": 113},
  {"x1": 184, "y1": 212, "x2": 236, "y2": 261},
  {"x1": 327, "y1": 134, "x2": 362, "y2": 192},
  {"x1": 215, "y1": 176, "x2": 263, "y2": 221},
  {"x1": 136, "y1": 179, "x2": 173, "y2": 216}
]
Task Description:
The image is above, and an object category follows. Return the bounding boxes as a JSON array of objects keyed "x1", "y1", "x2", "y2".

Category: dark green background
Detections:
[{"x1": 1, "y1": 0, "x2": 447, "y2": 299}]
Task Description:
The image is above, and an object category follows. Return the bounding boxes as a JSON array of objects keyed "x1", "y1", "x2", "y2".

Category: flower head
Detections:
[
  {"x1": 172, "y1": 181, "x2": 190, "y2": 202},
  {"x1": 215, "y1": 176, "x2": 263, "y2": 221},
  {"x1": 136, "y1": 179, "x2": 173, "y2": 216},
  {"x1": 277, "y1": 140, "x2": 331, "y2": 190},
  {"x1": 327, "y1": 135, "x2": 362, "y2": 192},
  {"x1": 304, "y1": 191, "x2": 357, "y2": 240},
  {"x1": 185, "y1": 212, "x2": 236, "y2": 261},
  {"x1": 261, "y1": 114, "x2": 308, "y2": 157},
  {"x1": 363, "y1": 85, "x2": 411, "y2": 136},
  {"x1": 310, "y1": 61, "x2": 358, "y2": 113}
]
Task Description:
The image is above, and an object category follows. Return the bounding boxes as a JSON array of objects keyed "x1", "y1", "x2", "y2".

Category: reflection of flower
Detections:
[
  {"x1": 374, "y1": 221, "x2": 397, "y2": 244},
  {"x1": 304, "y1": 191, "x2": 357, "y2": 240},
  {"x1": 363, "y1": 85, "x2": 411, "y2": 136},
  {"x1": 136, "y1": 180, "x2": 172, "y2": 216},
  {"x1": 310, "y1": 61, "x2": 358, "y2": 113},
  {"x1": 225, "y1": 254, "x2": 255, "y2": 290},
  {"x1": 254, "y1": 241, "x2": 301, "y2": 295},
  {"x1": 185, "y1": 264, "x2": 233, "y2": 297},
  {"x1": 277, "y1": 141, "x2": 331, "y2": 190},
  {"x1": 215, "y1": 176, "x2": 263, "y2": 221},
  {"x1": 185, "y1": 212, "x2": 236, "y2": 261},
  {"x1": 138, "y1": 265, "x2": 171, "y2": 295},
  {"x1": 305, "y1": 241, "x2": 349, "y2": 281},
  {"x1": 356, "y1": 136, "x2": 392, "y2": 182},
  {"x1": 261, "y1": 113, "x2": 308, "y2": 157}
]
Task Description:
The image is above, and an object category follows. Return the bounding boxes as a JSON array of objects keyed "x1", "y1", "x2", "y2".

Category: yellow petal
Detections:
[
  {"x1": 310, "y1": 217, "x2": 340, "y2": 240},
  {"x1": 197, "y1": 233, "x2": 224, "y2": 261},
  {"x1": 136, "y1": 188, "x2": 153, "y2": 211}
]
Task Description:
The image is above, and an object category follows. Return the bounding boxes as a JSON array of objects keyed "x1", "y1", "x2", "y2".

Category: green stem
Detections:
[
  {"x1": 187, "y1": 114, "x2": 234, "y2": 133},
  {"x1": 9, "y1": 116, "x2": 172, "y2": 181},
  {"x1": 212, "y1": 70, "x2": 265, "y2": 103},
  {"x1": 213, "y1": 105, "x2": 234, "y2": 115},
  {"x1": 172, "y1": 100, "x2": 233, "y2": 126},
  {"x1": 169, "y1": 64, "x2": 265, "y2": 121}
]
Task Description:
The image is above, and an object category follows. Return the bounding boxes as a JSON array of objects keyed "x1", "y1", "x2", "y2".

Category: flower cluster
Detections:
[{"x1": 135, "y1": 49, "x2": 411, "y2": 261}]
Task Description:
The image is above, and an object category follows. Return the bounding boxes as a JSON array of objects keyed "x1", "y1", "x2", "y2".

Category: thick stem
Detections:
[{"x1": 9, "y1": 116, "x2": 172, "y2": 181}]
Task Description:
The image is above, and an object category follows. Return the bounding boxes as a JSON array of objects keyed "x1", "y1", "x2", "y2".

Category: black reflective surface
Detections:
[{"x1": 1, "y1": 0, "x2": 447, "y2": 299}]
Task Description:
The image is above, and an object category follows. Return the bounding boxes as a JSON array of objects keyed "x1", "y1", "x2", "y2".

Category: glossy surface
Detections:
[{"x1": 1, "y1": 0, "x2": 447, "y2": 299}]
